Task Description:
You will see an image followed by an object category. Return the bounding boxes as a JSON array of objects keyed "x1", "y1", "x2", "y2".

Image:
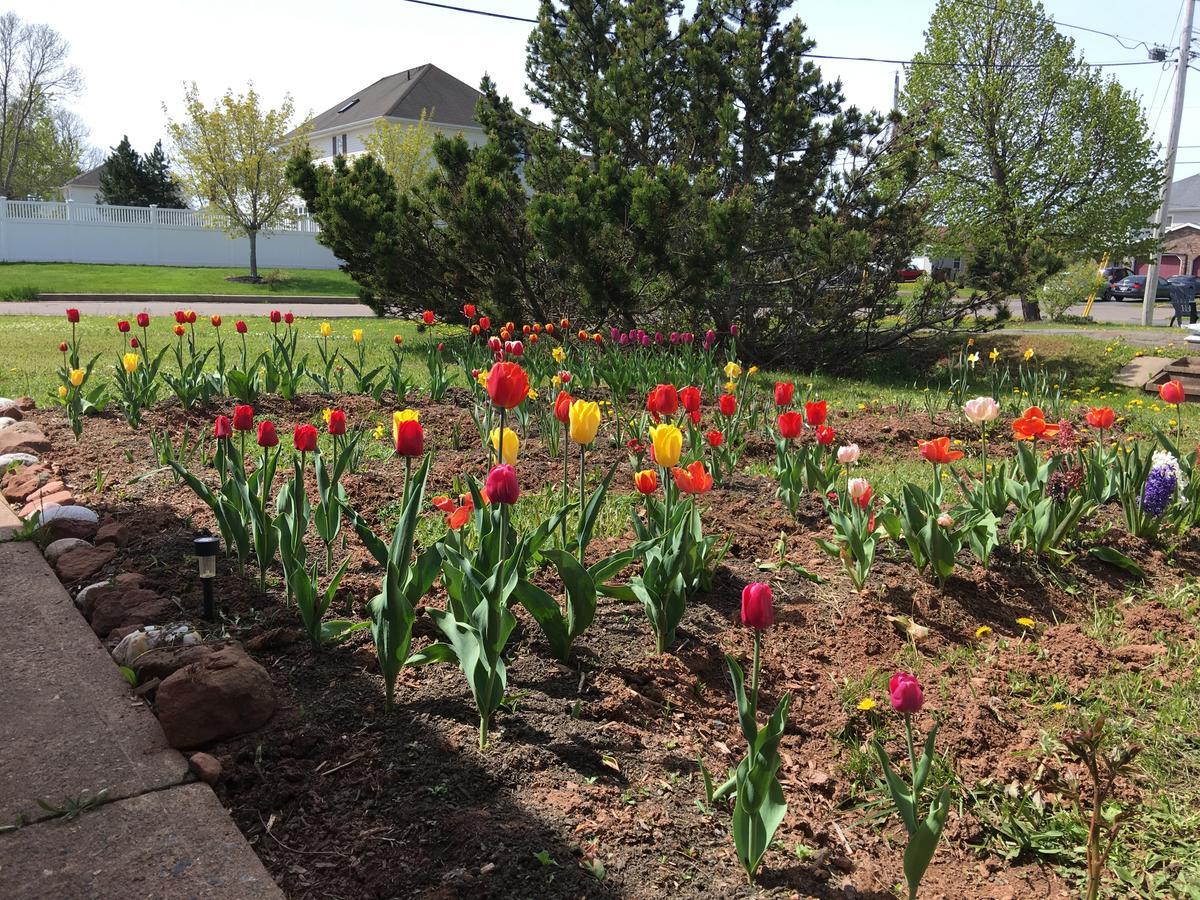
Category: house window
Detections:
[
  {"x1": 341, "y1": 134, "x2": 348, "y2": 155},
  {"x1": 331, "y1": 136, "x2": 338, "y2": 157}
]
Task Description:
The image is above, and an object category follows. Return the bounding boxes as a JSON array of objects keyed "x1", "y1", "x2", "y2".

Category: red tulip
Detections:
[
  {"x1": 633, "y1": 469, "x2": 658, "y2": 494},
  {"x1": 257, "y1": 420, "x2": 279, "y2": 448},
  {"x1": 917, "y1": 437, "x2": 964, "y2": 463},
  {"x1": 185, "y1": 310, "x2": 197, "y2": 324},
  {"x1": 117, "y1": 320, "x2": 131, "y2": 333},
  {"x1": 479, "y1": 316, "x2": 491, "y2": 330},
  {"x1": 423, "y1": 310, "x2": 435, "y2": 325},
  {"x1": 804, "y1": 400, "x2": 827, "y2": 426},
  {"x1": 774, "y1": 381, "x2": 794, "y2": 406},
  {"x1": 471, "y1": 324, "x2": 481, "y2": 336},
  {"x1": 393, "y1": 420, "x2": 425, "y2": 457},
  {"x1": 269, "y1": 310, "x2": 282, "y2": 324},
  {"x1": 235, "y1": 320, "x2": 247, "y2": 334},
  {"x1": 486, "y1": 361, "x2": 530, "y2": 409},
  {"x1": 58, "y1": 341, "x2": 68, "y2": 353},
  {"x1": 1160, "y1": 379, "x2": 1185, "y2": 406},
  {"x1": 136, "y1": 312, "x2": 150, "y2": 328},
  {"x1": 679, "y1": 386, "x2": 701, "y2": 415},
  {"x1": 889, "y1": 671, "x2": 924, "y2": 714},
  {"x1": 707, "y1": 429, "x2": 724, "y2": 447},
  {"x1": 293, "y1": 424, "x2": 319, "y2": 453},
  {"x1": 232, "y1": 405, "x2": 254, "y2": 432},
  {"x1": 778, "y1": 410, "x2": 803, "y2": 440},
  {"x1": 485, "y1": 463, "x2": 520, "y2": 504},
  {"x1": 647, "y1": 384, "x2": 679, "y2": 417},
  {"x1": 173, "y1": 324, "x2": 185, "y2": 337},
  {"x1": 816, "y1": 425, "x2": 836, "y2": 446},
  {"x1": 283, "y1": 312, "x2": 294, "y2": 325},
  {"x1": 65, "y1": 308, "x2": 80, "y2": 323},
  {"x1": 1086, "y1": 407, "x2": 1114, "y2": 430},
  {"x1": 213, "y1": 415, "x2": 232, "y2": 439},
  {"x1": 554, "y1": 390, "x2": 573, "y2": 425},
  {"x1": 129, "y1": 337, "x2": 139, "y2": 349},
  {"x1": 740, "y1": 582, "x2": 774, "y2": 630},
  {"x1": 174, "y1": 310, "x2": 187, "y2": 324},
  {"x1": 328, "y1": 409, "x2": 347, "y2": 435},
  {"x1": 1012, "y1": 407, "x2": 1058, "y2": 442},
  {"x1": 211, "y1": 314, "x2": 222, "y2": 328},
  {"x1": 463, "y1": 303, "x2": 476, "y2": 319},
  {"x1": 719, "y1": 393, "x2": 737, "y2": 416}
]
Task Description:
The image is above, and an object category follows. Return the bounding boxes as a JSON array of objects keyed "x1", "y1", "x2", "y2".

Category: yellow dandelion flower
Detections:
[
  {"x1": 975, "y1": 625, "x2": 992, "y2": 639},
  {"x1": 1016, "y1": 616, "x2": 1035, "y2": 630},
  {"x1": 856, "y1": 698, "x2": 877, "y2": 711}
]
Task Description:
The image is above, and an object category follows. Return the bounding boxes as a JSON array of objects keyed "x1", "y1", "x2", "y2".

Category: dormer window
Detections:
[{"x1": 337, "y1": 98, "x2": 360, "y2": 114}]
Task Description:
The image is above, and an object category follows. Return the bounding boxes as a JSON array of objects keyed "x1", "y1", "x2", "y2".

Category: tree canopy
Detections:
[
  {"x1": 98, "y1": 136, "x2": 186, "y2": 208},
  {"x1": 902, "y1": 0, "x2": 1162, "y2": 316}
]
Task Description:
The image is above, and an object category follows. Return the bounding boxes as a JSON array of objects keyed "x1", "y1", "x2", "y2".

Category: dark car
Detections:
[
  {"x1": 1111, "y1": 274, "x2": 1173, "y2": 302},
  {"x1": 1098, "y1": 265, "x2": 1132, "y2": 301},
  {"x1": 1167, "y1": 274, "x2": 1200, "y2": 293}
]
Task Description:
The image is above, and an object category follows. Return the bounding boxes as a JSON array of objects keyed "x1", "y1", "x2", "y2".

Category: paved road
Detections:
[{"x1": 0, "y1": 298, "x2": 374, "y2": 318}]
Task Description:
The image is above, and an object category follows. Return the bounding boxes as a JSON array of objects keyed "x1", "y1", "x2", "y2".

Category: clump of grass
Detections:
[{"x1": 0, "y1": 284, "x2": 39, "y2": 301}]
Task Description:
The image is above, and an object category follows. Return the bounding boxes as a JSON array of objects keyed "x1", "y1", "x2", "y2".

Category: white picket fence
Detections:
[{"x1": 0, "y1": 198, "x2": 339, "y2": 270}]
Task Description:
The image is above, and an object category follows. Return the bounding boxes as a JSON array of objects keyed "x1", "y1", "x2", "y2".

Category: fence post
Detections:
[
  {"x1": 150, "y1": 204, "x2": 158, "y2": 225},
  {"x1": 65, "y1": 198, "x2": 72, "y2": 222},
  {"x1": 0, "y1": 196, "x2": 6, "y2": 262}
]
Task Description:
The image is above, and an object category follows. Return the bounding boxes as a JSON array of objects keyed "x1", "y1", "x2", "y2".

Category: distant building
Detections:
[
  {"x1": 1134, "y1": 173, "x2": 1200, "y2": 277},
  {"x1": 291, "y1": 63, "x2": 486, "y2": 162},
  {"x1": 61, "y1": 163, "x2": 106, "y2": 204}
]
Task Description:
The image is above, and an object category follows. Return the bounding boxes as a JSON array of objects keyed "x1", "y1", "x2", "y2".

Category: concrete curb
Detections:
[{"x1": 38, "y1": 292, "x2": 359, "y2": 306}]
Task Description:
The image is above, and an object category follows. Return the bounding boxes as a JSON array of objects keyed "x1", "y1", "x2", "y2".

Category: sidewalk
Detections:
[
  {"x1": 0, "y1": 538, "x2": 282, "y2": 899},
  {"x1": 0, "y1": 294, "x2": 373, "y2": 318}
]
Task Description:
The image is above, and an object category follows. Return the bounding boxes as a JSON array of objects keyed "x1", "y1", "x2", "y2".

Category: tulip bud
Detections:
[
  {"x1": 740, "y1": 582, "x2": 774, "y2": 630},
  {"x1": 889, "y1": 671, "x2": 924, "y2": 714},
  {"x1": 485, "y1": 463, "x2": 520, "y2": 505},
  {"x1": 213, "y1": 415, "x2": 232, "y2": 439}
]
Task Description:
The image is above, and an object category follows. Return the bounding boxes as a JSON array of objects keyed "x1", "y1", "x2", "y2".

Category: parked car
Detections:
[
  {"x1": 1098, "y1": 265, "x2": 1132, "y2": 301},
  {"x1": 895, "y1": 266, "x2": 927, "y2": 282},
  {"x1": 1110, "y1": 274, "x2": 1173, "y2": 302},
  {"x1": 1167, "y1": 274, "x2": 1200, "y2": 294}
]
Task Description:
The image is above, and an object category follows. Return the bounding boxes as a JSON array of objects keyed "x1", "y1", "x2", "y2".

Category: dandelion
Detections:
[
  {"x1": 1052, "y1": 702, "x2": 1068, "y2": 711},
  {"x1": 974, "y1": 625, "x2": 992, "y2": 639},
  {"x1": 1016, "y1": 616, "x2": 1035, "y2": 630},
  {"x1": 856, "y1": 698, "x2": 877, "y2": 711}
]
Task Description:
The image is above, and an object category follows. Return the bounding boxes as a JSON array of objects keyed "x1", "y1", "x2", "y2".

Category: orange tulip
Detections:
[
  {"x1": 672, "y1": 460, "x2": 713, "y2": 494},
  {"x1": 633, "y1": 469, "x2": 658, "y2": 494},
  {"x1": 1160, "y1": 379, "x2": 1185, "y2": 406},
  {"x1": 917, "y1": 436, "x2": 964, "y2": 463},
  {"x1": 1011, "y1": 406, "x2": 1059, "y2": 441},
  {"x1": 1086, "y1": 407, "x2": 1114, "y2": 430}
]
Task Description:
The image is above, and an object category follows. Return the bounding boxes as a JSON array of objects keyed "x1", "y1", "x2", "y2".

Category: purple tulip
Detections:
[
  {"x1": 683, "y1": 332, "x2": 694, "y2": 344},
  {"x1": 619, "y1": 333, "x2": 629, "y2": 345},
  {"x1": 730, "y1": 324, "x2": 739, "y2": 336},
  {"x1": 705, "y1": 329, "x2": 716, "y2": 343},
  {"x1": 610, "y1": 327, "x2": 620, "y2": 342},
  {"x1": 641, "y1": 334, "x2": 650, "y2": 347}
]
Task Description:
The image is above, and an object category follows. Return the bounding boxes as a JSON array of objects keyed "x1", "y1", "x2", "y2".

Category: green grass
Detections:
[{"x1": 0, "y1": 262, "x2": 359, "y2": 298}]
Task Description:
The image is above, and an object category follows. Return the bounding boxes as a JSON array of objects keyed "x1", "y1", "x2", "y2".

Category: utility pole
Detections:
[{"x1": 1142, "y1": 0, "x2": 1196, "y2": 326}]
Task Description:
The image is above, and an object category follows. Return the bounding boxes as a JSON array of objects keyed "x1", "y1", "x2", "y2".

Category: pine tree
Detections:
[
  {"x1": 140, "y1": 141, "x2": 186, "y2": 208},
  {"x1": 97, "y1": 136, "x2": 143, "y2": 206}
]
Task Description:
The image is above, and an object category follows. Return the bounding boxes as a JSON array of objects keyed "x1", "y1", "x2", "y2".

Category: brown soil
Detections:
[{"x1": 26, "y1": 394, "x2": 1196, "y2": 900}]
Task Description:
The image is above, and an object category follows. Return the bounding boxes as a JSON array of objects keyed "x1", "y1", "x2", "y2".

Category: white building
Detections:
[
  {"x1": 60, "y1": 162, "x2": 105, "y2": 204},
  {"x1": 294, "y1": 63, "x2": 487, "y2": 161}
]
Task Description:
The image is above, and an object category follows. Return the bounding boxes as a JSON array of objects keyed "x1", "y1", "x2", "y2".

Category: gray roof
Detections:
[
  {"x1": 1169, "y1": 172, "x2": 1200, "y2": 211},
  {"x1": 63, "y1": 162, "x2": 106, "y2": 188},
  {"x1": 299, "y1": 64, "x2": 483, "y2": 135}
]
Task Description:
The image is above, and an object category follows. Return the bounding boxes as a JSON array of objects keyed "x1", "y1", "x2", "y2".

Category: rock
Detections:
[
  {"x1": 111, "y1": 623, "x2": 201, "y2": 666},
  {"x1": 23, "y1": 479, "x2": 65, "y2": 504},
  {"x1": 44, "y1": 514, "x2": 98, "y2": 542},
  {"x1": 188, "y1": 752, "x2": 223, "y2": 785},
  {"x1": 244, "y1": 627, "x2": 302, "y2": 652},
  {"x1": 19, "y1": 491, "x2": 72, "y2": 518},
  {"x1": 54, "y1": 545, "x2": 116, "y2": 583},
  {"x1": 87, "y1": 586, "x2": 175, "y2": 637},
  {"x1": 2, "y1": 471, "x2": 45, "y2": 503},
  {"x1": 44, "y1": 537, "x2": 92, "y2": 565},
  {"x1": 0, "y1": 453, "x2": 38, "y2": 468},
  {"x1": 0, "y1": 417, "x2": 17, "y2": 430},
  {"x1": 0, "y1": 422, "x2": 49, "y2": 456},
  {"x1": 155, "y1": 644, "x2": 277, "y2": 748},
  {"x1": 94, "y1": 519, "x2": 130, "y2": 548},
  {"x1": 40, "y1": 504, "x2": 97, "y2": 526},
  {"x1": 0, "y1": 401, "x2": 21, "y2": 420},
  {"x1": 14, "y1": 396, "x2": 35, "y2": 411},
  {"x1": 131, "y1": 642, "x2": 223, "y2": 681},
  {"x1": 74, "y1": 579, "x2": 111, "y2": 612}
]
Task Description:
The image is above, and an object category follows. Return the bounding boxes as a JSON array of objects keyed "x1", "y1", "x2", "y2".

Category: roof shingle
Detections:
[{"x1": 300, "y1": 64, "x2": 483, "y2": 136}]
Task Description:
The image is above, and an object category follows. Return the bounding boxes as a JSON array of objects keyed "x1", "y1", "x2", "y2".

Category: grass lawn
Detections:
[{"x1": 0, "y1": 262, "x2": 359, "y2": 298}]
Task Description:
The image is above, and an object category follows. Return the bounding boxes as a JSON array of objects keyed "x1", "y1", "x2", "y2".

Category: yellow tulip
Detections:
[
  {"x1": 569, "y1": 399, "x2": 601, "y2": 445},
  {"x1": 352, "y1": 328, "x2": 364, "y2": 343},
  {"x1": 319, "y1": 322, "x2": 332, "y2": 338},
  {"x1": 68, "y1": 368, "x2": 84, "y2": 387},
  {"x1": 490, "y1": 426, "x2": 520, "y2": 464},
  {"x1": 649, "y1": 423, "x2": 682, "y2": 468},
  {"x1": 122, "y1": 353, "x2": 139, "y2": 374},
  {"x1": 394, "y1": 409, "x2": 419, "y2": 423},
  {"x1": 724, "y1": 361, "x2": 742, "y2": 379},
  {"x1": 57, "y1": 385, "x2": 67, "y2": 398}
]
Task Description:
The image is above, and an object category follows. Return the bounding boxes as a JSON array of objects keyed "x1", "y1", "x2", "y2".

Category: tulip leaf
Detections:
[{"x1": 1088, "y1": 546, "x2": 1147, "y2": 580}]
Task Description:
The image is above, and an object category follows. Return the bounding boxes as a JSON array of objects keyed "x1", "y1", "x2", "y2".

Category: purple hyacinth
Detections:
[{"x1": 1141, "y1": 465, "x2": 1177, "y2": 517}]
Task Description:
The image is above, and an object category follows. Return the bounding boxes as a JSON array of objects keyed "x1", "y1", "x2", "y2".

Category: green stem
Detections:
[
  {"x1": 905, "y1": 713, "x2": 917, "y2": 785},
  {"x1": 578, "y1": 443, "x2": 586, "y2": 562},
  {"x1": 750, "y1": 629, "x2": 762, "y2": 722},
  {"x1": 561, "y1": 420, "x2": 569, "y2": 549}
]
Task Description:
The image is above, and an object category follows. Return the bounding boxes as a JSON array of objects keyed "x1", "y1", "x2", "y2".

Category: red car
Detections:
[{"x1": 896, "y1": 266, "x2": 927, "y2": 282}]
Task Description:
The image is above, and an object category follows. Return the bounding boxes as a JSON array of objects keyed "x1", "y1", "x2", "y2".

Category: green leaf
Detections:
[
  {"x1": 903, "y1": 785, "x2": 952, "y2": 899},
  {"x1": 1088, "y1": 545, "x2": 1147, "y2": 580},
  {"x1": 512, "y1": 579, "x2": 570, "y2": 661},
  {"x1": 320, "y1": 619, "x2": 369, "y2": 643}
]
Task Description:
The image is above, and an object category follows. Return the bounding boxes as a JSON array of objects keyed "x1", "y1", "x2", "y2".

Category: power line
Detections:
[
  {"x1": 397, "y1": 0, "x2": 1158, "y2": 69},
  {"x1": 957, "y1": 0, "x2": 1153, "y2": 51}
]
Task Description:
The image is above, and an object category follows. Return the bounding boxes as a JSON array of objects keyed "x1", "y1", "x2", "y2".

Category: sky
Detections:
[{"x1": 12, "y1": 0, "x2": 1200, "y2": 177}]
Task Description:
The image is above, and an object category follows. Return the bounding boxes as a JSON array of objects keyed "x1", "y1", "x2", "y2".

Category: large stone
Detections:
[
  {"x1": 155, "y1": 644, "x2": 276, "y2": 749},
  {"x1": 1, "y1": 470, "x2": 46, "y2": 503},
  {"x1": 0, "y1": 400, "x2": 21, "y2": 420},
  {"x1": 94, "y1": 519, "x2": 130, "y2": 547},
  {"x1": 23, "y1": 478, "x2": 64, "y2": 503},
  {"x1": 111, "y1": 623, "x2": 201, "y2": 667},
  {"x1": 44, "y1": 537, "x2": 92, "y2": 565},
  {"x1": 88, "y1": 586, "x2": 176, "y2": 638},
  {"x1": 0, "y1": 452, "x2": 38, "y2": 468},
  {"x1": 45, "y1": 514, "x2": 99, "y2": 542},
  {"x1": 14, "y1": 396, "x2": 35, "y2": 411},
  {"x1": 20, "y1": 490, "x2": 72, "y2": 518},
  {"x1": 0, "y1": 421, "x2": 49, "y2": 456},
  {"x1": 54, "y1": 545, "x2": 116, "y2": 583},
  {"x1": 41, "y1": 504, "x2": 97, "y2": 526},
  {"x1": 0, "y1": 416, "x2": 17, "y2": 429},
  {"x1": 132, "y1": 642, "x2": 222, "y2": 681}
]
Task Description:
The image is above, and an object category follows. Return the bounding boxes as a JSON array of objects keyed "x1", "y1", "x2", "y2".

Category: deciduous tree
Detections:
[{"x1": 167, "y1": 84, "x2": 303, "y2": 278}]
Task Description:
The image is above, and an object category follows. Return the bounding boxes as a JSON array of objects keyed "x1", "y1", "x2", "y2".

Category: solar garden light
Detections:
[{"x1": 193, "y1": 535, "x2": 220, "y2": 620}]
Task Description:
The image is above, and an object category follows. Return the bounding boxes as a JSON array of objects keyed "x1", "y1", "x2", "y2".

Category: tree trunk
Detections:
[
  {"x1": 248, "y1": 228, "x2": 258, "y2": 279},
  {"x1": 1020, "y1": 294, "x2": 1041, "y2": 322}
]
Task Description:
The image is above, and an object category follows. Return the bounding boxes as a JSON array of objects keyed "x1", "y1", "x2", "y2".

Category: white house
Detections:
[
  {"x1": 61, "y1": 162, "x2": 105, "y2": 203},
  {"x1": 294, "y1": 63, "x2": 488, "y2": 161}
]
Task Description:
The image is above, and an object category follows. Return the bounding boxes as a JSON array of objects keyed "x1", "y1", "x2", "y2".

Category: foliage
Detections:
[
  {"x1": 167, "y1": 83, "x2": 305, "y2": 277},
  {"x1": 361, "y1": 112, "x2": 436, "y2": 194},
  {"x1": 902, "y1": 0, "x2": 1162, "y2": 315},
  {"x1": 1040, "y1": 261, "x2": 1108, "y2": 322},
  {"x1": 98, "y1": 136, "x2": 186, "y2": 208}
]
